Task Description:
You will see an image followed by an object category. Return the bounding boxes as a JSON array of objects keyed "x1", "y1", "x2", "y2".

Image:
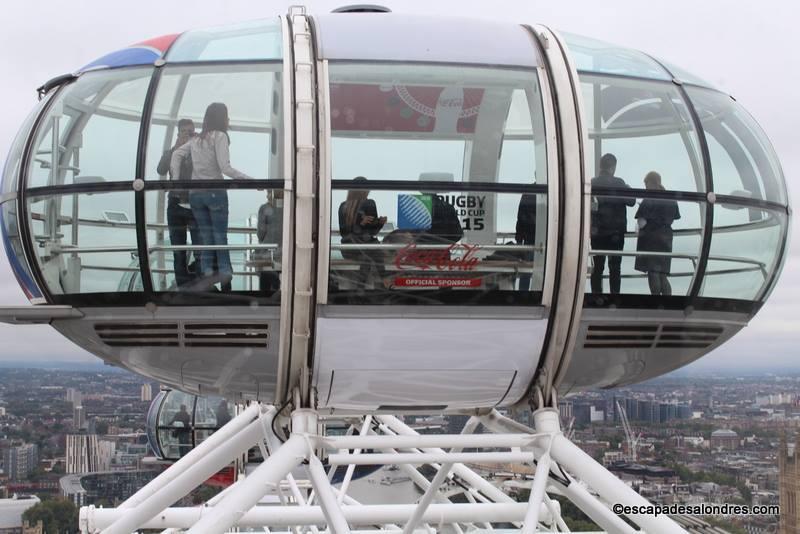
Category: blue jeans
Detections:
[{"x1": 189, "y1": 190, "x2": 231, "y2": 277}]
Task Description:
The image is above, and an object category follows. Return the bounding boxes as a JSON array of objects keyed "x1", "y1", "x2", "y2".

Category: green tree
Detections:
[{"x1": 22, "y1": 499, "x2": 79, "y2": 534}]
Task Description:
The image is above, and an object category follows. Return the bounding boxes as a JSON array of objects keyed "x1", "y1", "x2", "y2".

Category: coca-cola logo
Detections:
[{"x1": 394, "y1": 243, "x2": 481, "y2": 271}]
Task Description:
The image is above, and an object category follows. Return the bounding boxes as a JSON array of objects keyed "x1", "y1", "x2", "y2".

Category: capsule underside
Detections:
[{"x1": 0, "y1": 14, "x2": 789, "y2": 410}]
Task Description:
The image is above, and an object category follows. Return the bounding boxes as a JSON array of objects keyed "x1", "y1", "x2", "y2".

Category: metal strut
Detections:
[{"x1": 81, "y1": 403, "x2": 688, "y2": 534}]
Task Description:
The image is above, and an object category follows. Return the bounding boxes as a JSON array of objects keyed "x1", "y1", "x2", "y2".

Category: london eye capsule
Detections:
[{"x1": 0, "y1": 12, "x2": 790, "y2": 412}]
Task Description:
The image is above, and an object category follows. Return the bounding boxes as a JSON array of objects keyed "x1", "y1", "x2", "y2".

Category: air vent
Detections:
[
  {"x1": 184, "y1": 323, "x2": 268, "y2": 348},
  {"x1": 95, "y1": 323, "x2": 268, "y2": 349},
  {"x1": 584, "y1": 324, "x2": 723, "y2": 350},
  {"x1": 95, "y1": 323, "x2": 179, "y2": 347}
]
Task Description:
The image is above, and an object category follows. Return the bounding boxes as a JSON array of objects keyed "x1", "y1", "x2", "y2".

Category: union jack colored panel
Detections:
[{"x1": 79, "y1": 34, "x2": 180, "y2": 72}]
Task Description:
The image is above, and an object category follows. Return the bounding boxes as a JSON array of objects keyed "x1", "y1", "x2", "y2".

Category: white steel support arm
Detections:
[
  {"x1": 307, "y1": 453, "x2": 352, "y2": 534},
  {"x1": 184, "y1": 433, "x2": 308, "y2": 534},
  {"x1": 101, "y1": 412, "x2": 269, "y2": 534},
  {"x1": 402, "y1": 416, "x2": 481, "y2": 534},
  {"x1": 86, "y1": 503, "x2": 534, "y2": 531},
  {"x1": 118, "y1": 403, "x2": 263, "y2": 509}
]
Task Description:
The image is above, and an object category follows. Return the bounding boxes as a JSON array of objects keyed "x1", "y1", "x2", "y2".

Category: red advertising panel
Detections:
[{"x1": 330, "y1": 83, "x2": 485, "y2": 134}]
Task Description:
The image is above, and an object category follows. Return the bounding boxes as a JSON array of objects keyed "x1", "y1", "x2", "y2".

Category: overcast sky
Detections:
[{"x1": 0, "y1": 0, "x2": 797, "y2": 370}]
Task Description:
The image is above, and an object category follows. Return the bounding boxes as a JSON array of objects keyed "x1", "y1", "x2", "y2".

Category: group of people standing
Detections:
[
  {"x1": 590, "y1": 153, "x2": 681, "y2": 296},
  {"x1": 157, "y1": 103, "x2": 281, "y2": 294}
]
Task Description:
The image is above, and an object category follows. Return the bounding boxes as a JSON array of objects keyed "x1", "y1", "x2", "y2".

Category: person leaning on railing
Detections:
[{"x1": 634, "y1": 171, "x2": 681, "y2": 296}]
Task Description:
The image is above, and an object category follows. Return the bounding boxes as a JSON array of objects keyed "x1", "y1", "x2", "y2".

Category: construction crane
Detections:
[{"x1": 616, "y1": 401, "x2": 642, "y2": 463}]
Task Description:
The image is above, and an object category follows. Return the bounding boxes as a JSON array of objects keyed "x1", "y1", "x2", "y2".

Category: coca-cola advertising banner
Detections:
[{"x1": 330, "y1": 83, "x2": 485, "y2": 134}]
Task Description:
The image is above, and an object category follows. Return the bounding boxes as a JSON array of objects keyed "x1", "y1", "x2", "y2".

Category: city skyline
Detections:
[{"x1": 0, "y1": 0, "x2": 797, "y2": 371}]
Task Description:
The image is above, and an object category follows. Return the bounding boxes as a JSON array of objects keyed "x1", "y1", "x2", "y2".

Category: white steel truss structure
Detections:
[{"x1": 79, "y1": 404, "x2": 687, "y2": 533}]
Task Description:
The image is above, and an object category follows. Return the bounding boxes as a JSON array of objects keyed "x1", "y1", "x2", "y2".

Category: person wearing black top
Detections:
[
  {"x1": 169, "y1": 403, "x2": 192, "y2": 458},
  {"x1": 418, "y1": 194, "x2": 464, "y2": 245},
  {"x1": 157, "y1": 119, "x2": 198, "y2": 288},
  {"x1": 338, "y1": 177, "x2": 387, "y2": 287},
  {"x1": 590, "y1": 153, "x2": 636, "y2": 294},
  {"x1": 515, "y1": 191, "x2": 538, "y2": 291},
  {"x1": 634, "y1": 172, "x2": 681, "y2": 296}
]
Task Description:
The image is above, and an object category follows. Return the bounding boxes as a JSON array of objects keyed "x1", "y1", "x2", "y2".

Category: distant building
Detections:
[
  {"x1": 66, "y1": 434, "x2": 100, "y2": 474},
  {"x1": 60, "y1": 471, "x2": 157, "y2": 507},
  {"x1": 97, "y1": 441, "x2": 115, "y2": 472},
  {"x1": 140, "y1": 384, "x2": 152, "y2": 402},
  {"x1": 73, "y1": 405, "x2": 85, "y2": 431},
  {"x1": 710, "y1": 429, "x2": 739, "y2": 451},
  {"x1": 0, "y1": 494, "x2": 40, "y2": 534},
  {"x1": 2, "y1": 445, "x2": 39, "y2": 482},
  {"x1": 0, "y1": 407, "x2": 6, "y2": 417},
  {"x1": 65, "y1": 388, "x2": 82, "y2": 406},
  {"x1": 780, "y1": 435, "x2": 800, "y2": 534},
  {"x1": 590, "y1": 406, "x2": 604, "y2": 423},
  {"x1": 558, "y1": 401, "x2": 573, "y2": 421}
]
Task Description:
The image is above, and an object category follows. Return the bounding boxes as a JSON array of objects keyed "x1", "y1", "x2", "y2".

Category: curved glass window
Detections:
[
  {"x1": 145, "y1": 188, "x2": 283, "y2": 297},
  {"x1": 2, "y1": 94, "x2": 52, "y2": 197},
  {"x1": 330, "y1": 63, "x2": 547, "y2": 185},
  {"x1": 657, "y1": 58, "x2": 716, "y2": 89},
  {"x1": 1, "y1": 200, "x2": 41, "y2": 299},
  {"x1": 581, "y1": 75, "x2": 705, "y2": 193},
  {"x1": 327, "y1": 62, "x2": 548, "y2": 305},
  {"x1": 143, "y1": 63, "x2": 284, "y2": 297},
  {"x1": 166, "y1": 19, "x2": 282, "y2": 62},
  {"x1": 27, "y1": 191, "x2": 139, "y2": 295},
  {"x1": 26, "y1": 69, "x2": 152, "y2": 189},
  {"x1": 586, "y1": 197, "x2": 704, "y2": 297},
  {"x1": 563, "y1": 32, "x2": 670, "y2": 81},
  {"x1": 687, "y1": 87, "x2": 787, "y2": 205},
  {"x1": 151, "y1": 390, "x2": 234, "y2": 460},
  {"x1": 580, "y1": 73, "x2": 709, "y2": 301},
  {"x1": 701, "y1": 205, "x2": 786, "y2": 301},
  {"x1": 145, "y1": 64, "x2": 283, "y2": 182}
]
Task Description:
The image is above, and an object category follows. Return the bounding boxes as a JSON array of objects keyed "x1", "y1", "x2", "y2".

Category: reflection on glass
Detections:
[
  {"x1": 1, "y1": 200, "x2": 41, "y2": 298},
  {"x1": 563, "y1": 32, "x2": 671, "y2": 80},
  {"x1": 157, "y1": 390, "x2": 194, "y2": 459},
  {"x1": 166, "y1": 19, "x2": 282, "y2": 62},
  {"x1": 27, "y1": 69, "x2": 151, "y2": 188},
  {"x1": 2, "y1": 95, "x2": 52, "y2": 196},
  {"x1": 587, "y1": 195, "x2": 704, "y2": 297},
  {"x1": 701, "y1": 205, "x2": 785, "y2": 301},
  {"x1": 330, "y1": 63, "x2": 547, "y2": 185},
  {"x1": 145, "y1": 189, "x2": 283, "y2": 297},
  {"x1": 580, "y1": 74, "x2": 705, "y2": 194},
  {"x1": 329, "y1": 189, "x2": 546, "y2": 304},
  {"x1": 146, "y1": 64, "x2": 283, "y2": 182},
  {"x1": 195, "y1": 396, "x2": 233, "y2": 427},
  {"x1": 687, "y1": 87, "x2": 787, "y2": 204},
  {"x1": 27, "y1": 191, "x2": 139, "y2": 295}
]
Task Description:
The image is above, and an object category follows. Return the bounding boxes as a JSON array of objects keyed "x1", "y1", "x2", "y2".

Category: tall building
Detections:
[
  {"x1": 66, "y1": 433, "x2": 101, "y2": 474},
  {"x1": 65, "y1": 388, "x2": 82, "y2": 406},
  {"x1": 558, "y1": 401, "x2": 573, "y2": 421},
  {"x1": 73, "y1": 405, "x2": 86, "y2": 431},
  {"x1": 2, "y1": 444, "x2": 39, "y2": 481},
  {"x1": 140, "y1": 383, "x2": 152, "y2": 402},
  {"x1": 780, "y1": 435, "x2": 800, "y2": 534}
]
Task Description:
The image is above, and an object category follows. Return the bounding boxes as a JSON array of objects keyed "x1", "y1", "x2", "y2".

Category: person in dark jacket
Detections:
[
  {"x1": 515, "y1": 191, "x2": 538, "y2": 291},
  {"x1": 634, "y1": 172, "x2": 681, "y2": 296},
  {"x1": 157, "y1": 119, "x2": 197, "y2": 288},
  {"x1": 418, "y1": 194, "x2": 463, "y2": 245},
  {"x1": 255, "y1": 189, "x2": 284, "y2": 296},
  {"x1": 338, "y1": 177, "x2": 387, "y2": 287},
  {"x1": 590, "y1": 153, "x2": 636, "y2": 294}
]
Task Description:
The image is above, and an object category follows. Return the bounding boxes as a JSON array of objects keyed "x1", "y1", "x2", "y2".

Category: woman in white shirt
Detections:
[{"x1": 171, "y1": 102, "x2": 253, "y2": 289}]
